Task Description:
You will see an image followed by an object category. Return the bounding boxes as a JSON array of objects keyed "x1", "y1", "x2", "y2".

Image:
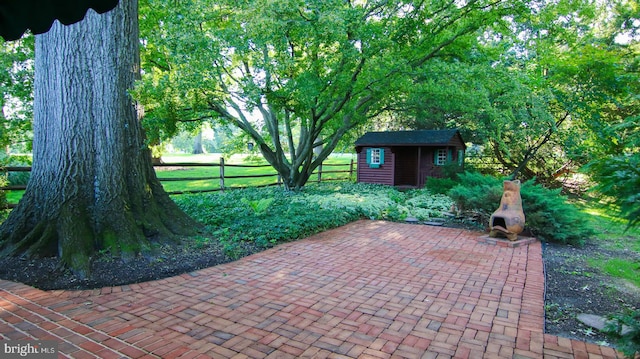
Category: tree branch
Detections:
[
  {"x1": 147, "y1": 58, "x2": 170, "y2": 72},
  {"x1": 510, "y1": 111, "x2": 571, "y2": 179}
]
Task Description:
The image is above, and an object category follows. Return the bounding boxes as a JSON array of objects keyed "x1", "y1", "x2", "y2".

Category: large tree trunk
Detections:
[{"x1": 0, "y1": 1, "x2": 198, "y2": 276}]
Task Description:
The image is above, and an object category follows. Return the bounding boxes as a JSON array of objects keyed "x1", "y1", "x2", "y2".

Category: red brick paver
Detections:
[{"x1": 0, "y1": 220, "x2": 622, "y2": 358}]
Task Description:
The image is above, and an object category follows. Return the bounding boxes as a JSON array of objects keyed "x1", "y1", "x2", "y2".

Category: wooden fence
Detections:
[
  {"x1": 464, "y1": 154, "x2": 507, "y2": 174},
  {"x1": 0, "y1": 158, "x2": 356, "y2": 206}
]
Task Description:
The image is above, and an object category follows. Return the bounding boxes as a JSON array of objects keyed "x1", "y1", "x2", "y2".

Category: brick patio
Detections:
[{"x1": 0, "y1": 220, "x2": 622, "y2": 358}]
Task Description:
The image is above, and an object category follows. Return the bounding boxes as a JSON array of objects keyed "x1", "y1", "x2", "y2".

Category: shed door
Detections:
[{"x1": 394, "y1": 147, "x2": 418, "y2": 186}]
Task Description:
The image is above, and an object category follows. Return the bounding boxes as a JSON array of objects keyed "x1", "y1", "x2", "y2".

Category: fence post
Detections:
[
  {"x1": 219, "y1": 157, "x2": 225, "y2": 191},
  {"x1": 349, "y1": 158, "x2": 354, "y2": 180},
  {"x1": 317, "y1": 162, "x2": 323, "y2": 183}
]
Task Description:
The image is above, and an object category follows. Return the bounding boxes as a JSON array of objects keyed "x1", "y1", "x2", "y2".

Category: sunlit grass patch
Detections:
[
  {"x1": 587, "y1": 257, "x2": 640, "y2": 288},
  {"x1": 582, "y1": 206, "x2": 640, "y2": 253}
]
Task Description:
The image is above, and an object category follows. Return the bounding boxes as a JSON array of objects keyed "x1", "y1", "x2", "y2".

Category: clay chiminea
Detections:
[{"x1": 489, "y1": 180, "x2": 525, "y2": 241}]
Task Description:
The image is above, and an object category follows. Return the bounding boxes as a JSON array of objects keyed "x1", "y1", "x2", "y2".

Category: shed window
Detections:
[
  {"x1": 366, "y1": 148, "x2": 385, "y2": 168},
  {"x1": 435, "y1": 149, "x2": 448, "y2": 166}
]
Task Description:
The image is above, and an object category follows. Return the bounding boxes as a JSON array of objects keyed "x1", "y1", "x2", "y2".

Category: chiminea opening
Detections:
[{"x1": 491, "y1": 216, "x2": 506, "y2": 228}]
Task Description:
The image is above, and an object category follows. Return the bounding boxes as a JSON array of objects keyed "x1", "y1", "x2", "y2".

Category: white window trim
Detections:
[
  {"x1": 436, "y1": 149, "x2": 447, "y2": 166},
  {"x1": 370, "y1": 148, "x2": 382, "y2": 165}
]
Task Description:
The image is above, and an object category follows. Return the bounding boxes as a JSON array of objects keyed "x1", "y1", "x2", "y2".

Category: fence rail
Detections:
[
  {"x1": 464, "y1": 154, "x2": 507, "y2": 173},
  {"x1": 0, "y1": 157, "x2": 356, "y2": 207}
]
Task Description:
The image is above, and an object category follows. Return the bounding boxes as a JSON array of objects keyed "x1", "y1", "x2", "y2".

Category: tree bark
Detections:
[
  {"x1": 0, "y1": 1, "x2": 198, "y2": 276},
  {"x1": 192, "y1": 130, "x2": 204, "y2": 154}
]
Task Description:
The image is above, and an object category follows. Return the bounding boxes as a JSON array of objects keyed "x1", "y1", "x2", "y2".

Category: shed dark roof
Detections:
[{"x1": 355, "y1": 129, "x2": 464, "y2": 147}]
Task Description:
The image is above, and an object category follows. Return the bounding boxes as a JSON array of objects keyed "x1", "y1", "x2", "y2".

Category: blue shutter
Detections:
[
  {"x1": 447, "y1": 149, "x2": 452, "y2": 163},
  {"x1": 366, "y1": 148, "x2": 372, "y2": 164},
  {"x1": 379, "y1": 149, "x2": 385, "y2": 165},
  {"x1": 434, "y1": 149, "x2": 444, "y2": 166}
]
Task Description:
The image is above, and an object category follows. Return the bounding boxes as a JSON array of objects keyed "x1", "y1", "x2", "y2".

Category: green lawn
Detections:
[
  {"x1": 156, "y1": 154, "x2": 277, "y2": 193},
  {"x1": 583, "y1": 205, "x2": 640, "y2": 253},
  {"x1": 583, "y1": 206, "x2": 640, "y2": 288},
  {"x1": 157, "y1": 153, "x2": 355, "y2": 193},
  {"x1": 5, "y1": 191, "x2": 22, "y2": 205},
  {"x1": 587, "y1": 257, "x2": 640, "y2": 288},
  {"x1": 4, "y1": 153, "x2": 357, "y2": 203}
]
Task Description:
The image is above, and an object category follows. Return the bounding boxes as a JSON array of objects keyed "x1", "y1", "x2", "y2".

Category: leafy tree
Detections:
[
  {"x1": 584, "y1": 119, "x2": 640, "y2": 228},
  {"x1": 0, "y1": 1, "x2": 198, "y2": 276},
  {"x1": 386, "y1": 0, "x2": 639, "y2": 186},
  {"x1": 136, "y1": 0, "x2": 527, "y2": 190},
  {"x1": 0, "y1": 36, "x2": 34, "y2": 153},
  {"x1": 519, "y1": 0, "x2": 640, "y2": 181},
  {"x1": 567, "y1": 0, "x2": 640, "y2": 227},
  {"x1": 587, "y1": 154, "x2": 640, "y2": 229},
  {"x1": 392, "y1": 60, "x2": 568, "y2": 182},
  {"x1": 541, "y1": 3, "x2": 639, "y2": 156}
]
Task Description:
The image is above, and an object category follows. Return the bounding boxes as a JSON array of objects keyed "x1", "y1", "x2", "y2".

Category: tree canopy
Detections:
[
  {"x1": 378, "y1": 0, "x2": 639, "y2": 186},
  {"x1": 0, "y1": 35, "x2": 33, "y2": 153},
  {"x1": 136, "y1": 0, "x2": 528, "y2": 190}
]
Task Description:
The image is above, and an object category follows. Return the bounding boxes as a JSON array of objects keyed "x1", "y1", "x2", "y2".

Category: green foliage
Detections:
[
  {"x1": 449, "y1": 172, "x2": 593, "y2": 245},
  {"x1": 587, "y1": 257, "x2": 640, "y2": 288},
  {"x1": 425, "y1": 177, "x2": 459, "y2": 195},
  {"x1": 169, "y1": 125, "x2": 235, "y2": 155},
  {"x1": 241, "y1": 197, "x2": 274, "y2": 216},
  {"x1": 0, "y1": 36, "x2": 34, "y2": 152},
  {"x1": 403, "y1": 191, "x2": 454, "y2": 219},
  {"x1": 440, "y1": 161, "x2": 464, "y2": 180},
  {"x1": 447, "y1": 172, "x2": 503, "y2": 225},
  {"x1": 0, "y1": 154, "x2": 12, "y2": 217},
  {"x1": 176, "y1": 186, "x2": 350, "y2": 250},
  {"x1": 603, "y1": 309, "x2": 640, "y2": 358},
  {"x1": 384, "y1": 0, "x2": 640, "y2": 187},
  {"x1": 521, "y1": 180, "x2": 594, "y2": 245},
  {"x1": 136, "y1": 0, "x2": 530, "y2": 190},
  {"x1": 173, "y1": 182, "x2": 454, "y2": 251},
  {"x1": 390, "y1": 53, "x2": 578, "y2": 183},
  {"x1": 0, "y1": 174, "x2": 8, "y2": 221},
  {"x1": 585, "y1": 152, "x2": 640, "y2": 229},
  {"x1": 0, "y1": 153, "x2": 31, "y2": 186}
]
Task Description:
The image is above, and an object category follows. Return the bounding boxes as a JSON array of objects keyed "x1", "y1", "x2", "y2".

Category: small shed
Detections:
[{"x1": 354, "y1": 129, "x2": 466, "y2": 188}]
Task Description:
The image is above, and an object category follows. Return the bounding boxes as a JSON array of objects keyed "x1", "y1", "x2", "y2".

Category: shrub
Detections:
[
  {"x1": 425, "y1": 177, "x2": 459, "y2": 195},
  {"x1": 449, "y1": 172, "x2": 593, "y2": 245},
  {"x1": 603, "y1": 309, "x2": 640, "y2": 358},
  {"x1": 448, "y1": 172, "x2": 503, "y2": 225},
  {"x1": 440, "y1": 161, "x2": 463, "y2": 179},
  {"x1": 404, "y1": 191, "x2": 454, "y2": 219},
  {"x1": 175, "y1": 185, "x2": 359, "y2": 250},
  {"x1": 173, "y1": 182, "x2": 455, "y2": 251},
  {"x1": 521, "y1": 180, "x2": 594, "y2": 245}
]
